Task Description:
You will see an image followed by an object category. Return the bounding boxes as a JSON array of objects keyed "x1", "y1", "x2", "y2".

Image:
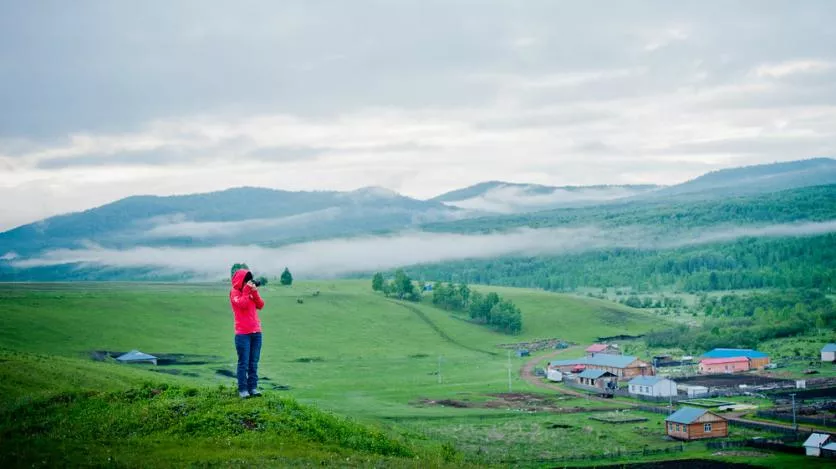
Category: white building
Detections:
[
  {"x1": 546, "y1": 369, "x2": 563, "y2": 382},
  {"x1": 627, "y1": 376, "x2": 677, "y2": 397},
  {"x1": 116, "y1": 350, "x2": 158, "y2": 365},
  {"x1": 822, "y1": 344, "x2": 836, "y2": 362},
  {"x1": 803, "y1": 433, "x2": 831, "y2": 457}
]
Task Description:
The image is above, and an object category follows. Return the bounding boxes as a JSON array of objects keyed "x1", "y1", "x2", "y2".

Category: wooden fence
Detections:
[{"x1": 755, "y1": 410, "x2": 836, "y2": 429}]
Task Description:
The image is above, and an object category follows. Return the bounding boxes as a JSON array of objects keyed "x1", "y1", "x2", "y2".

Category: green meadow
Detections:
[{"x1": 0, "y1": 281, "x2": 823, "y2": 467}]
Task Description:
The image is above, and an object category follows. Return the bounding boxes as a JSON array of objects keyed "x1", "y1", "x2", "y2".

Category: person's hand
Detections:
[{"x1": 247, "y1": 280, "x2": 258, "y2": 291}]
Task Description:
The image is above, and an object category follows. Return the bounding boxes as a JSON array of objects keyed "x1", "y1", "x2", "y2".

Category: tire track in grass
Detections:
[{"x1": 389, "y1": 300, "x2": 498, "y2": 356}]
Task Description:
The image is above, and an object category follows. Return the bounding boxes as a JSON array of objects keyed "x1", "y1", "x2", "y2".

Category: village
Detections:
[{"x1": 535, "y1": 341, "x2": 836, "y2": 460}]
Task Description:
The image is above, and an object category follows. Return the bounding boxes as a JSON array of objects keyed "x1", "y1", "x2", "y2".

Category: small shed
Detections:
[
  {"x1": 822, "y1": 344, "x2": 836, "y2": 363},
  {"x1": 547, "y1": 369, "x2": 563, "y2": 382},
  {"x1": 577, "y1": 369, "x2": 617, "y2": 388},
  {"x1": 665, "y1": 407, "x2": 728, "y2": 441},
  {"x1": 804, "y1": 433, "x2": 831, "y2": 457},
  {"x1": 628, "y1": 376, "x2": 677, "y2": 397},
  {"x1": 679, "y1": 385, "x2": 709, "y2": 398},
  {"x1": 515, "y1": 348, "x2": 530, "y2": 358},
  {"x1": 116, "y1": 350, "x2": 158, "y2": 365}
]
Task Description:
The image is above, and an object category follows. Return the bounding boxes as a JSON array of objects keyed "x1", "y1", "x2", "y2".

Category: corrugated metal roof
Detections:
[
  {"x1": 822, "y1": 442, "x2": 836, "y2": 451},
  {"x1": 702, "y1": 348, "x2": 768, "y2": 359},
  {"x1": 578, "y1": 369, "x2": 613, "y2": 379},
  {"x1": 549, "y1": 355, "x2": 641, "y2": 369},
  {"x1": 666, "y1": 407, "x2": 710, "y2": 424},
  {"x1": 822, "y1": 343, "x2": 836, "y2": 353},
  {"x1": 629, "y1": 376, "x2": 672, "y2": 386},
  {"x1": 803, "y1": 433, "x2": 831, "y2": 447},
  {"x1": 116, "y1": 350, "x2": 158, "y2": 361}
]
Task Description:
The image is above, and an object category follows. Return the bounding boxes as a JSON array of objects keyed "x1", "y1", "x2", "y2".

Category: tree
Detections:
[
  {"x1": 372, "y1": 272, "x2": 384, "y2": 292},
  {"x1": 280, "y1": 267, "x2": 293, "y2": 286},
  {"x1": 256, "y1": 276, "x2": 269, "y2": 286},
  {"x1": 230, "y1": 262, "x2": 249, "y2": 278}
]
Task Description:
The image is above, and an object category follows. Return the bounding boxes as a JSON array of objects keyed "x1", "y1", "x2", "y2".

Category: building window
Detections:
[
  {"x1": 668, "y1": 423, "x2": 673, "y2": 432},
  {"x1": 704, "y1": 423, "x2": 712, "y2": 432},
  {"x1": 676, "y1": 424, "x2": 681, "y2": 432}
]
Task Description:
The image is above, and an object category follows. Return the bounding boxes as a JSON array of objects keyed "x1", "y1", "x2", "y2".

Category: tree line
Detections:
[
  {"x1": 371, "y1": 273, "x2": 523, "y2": 334},
  {"x1": 431, "y1": 281, "x2": 522, "y2": 334}
]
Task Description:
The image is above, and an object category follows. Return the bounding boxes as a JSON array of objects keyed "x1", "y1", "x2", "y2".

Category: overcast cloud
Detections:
[{"x1": 2, "y1": 1, "x2": 836, "y2": 230}]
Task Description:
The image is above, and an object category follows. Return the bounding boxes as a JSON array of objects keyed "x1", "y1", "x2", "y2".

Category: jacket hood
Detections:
[{"x1": 231, "y1": 268, "x2": 250, "y2": 290}]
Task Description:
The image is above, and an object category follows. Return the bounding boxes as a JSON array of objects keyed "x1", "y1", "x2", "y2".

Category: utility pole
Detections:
[
  {"x1": 507, "y1": 350, "x2": 512, "y2": 393},
  {"x1": 791, "y1": 393, "x2": 797, "y2": 432}
]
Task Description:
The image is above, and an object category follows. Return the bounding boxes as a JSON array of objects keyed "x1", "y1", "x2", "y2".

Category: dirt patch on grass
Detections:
[
  {"x1": 215, "y1": 369, "x2": 235, "y2": 378},
  {"x1": 415, "y1": 392, "x2": 623, "y2": 413},
  {"x1": 292, "y1": 357, "x2": 324, "y2": 363},
  {"x1": 495, "y1": 338, "x2": 571, "y2": 353},
  {"x1": 712, "y1": 451, "x2": 770, "y2": 457},
  {"x1": 150, "y1": 368, "x2": 200, "y2": 377}
]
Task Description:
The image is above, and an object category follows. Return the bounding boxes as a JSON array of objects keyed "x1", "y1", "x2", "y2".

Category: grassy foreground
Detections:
[{"x1": 0, "y1": 281, "x2": 824, "y2": 467}]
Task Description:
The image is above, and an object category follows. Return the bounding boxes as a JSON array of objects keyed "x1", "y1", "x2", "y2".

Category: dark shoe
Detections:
[
  {"x1": 239, "y1": 390, "x2": 251, "y2": 399},
  {"x1": 249, "y1": 389, "x2": 262, "y2": 397}
]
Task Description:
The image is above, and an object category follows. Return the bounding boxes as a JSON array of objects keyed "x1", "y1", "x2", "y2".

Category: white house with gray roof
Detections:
[
  {"x1": 822, "y1": 344, "x2": 836, "y2": 363},
  {"x1": 628, "y1": 376, "x2": 677, "y2": 397}
]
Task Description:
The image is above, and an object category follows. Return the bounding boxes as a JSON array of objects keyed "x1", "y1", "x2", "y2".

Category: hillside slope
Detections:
[{"x1": 0, "y1": 351, "x2": 457, "y2": 468}]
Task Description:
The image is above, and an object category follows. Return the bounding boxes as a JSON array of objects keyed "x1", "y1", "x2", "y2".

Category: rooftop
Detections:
[
  {"x1": 629, "y1": 376, "x2": 672, "y2": 386},
  {"x1": 702, "y1": 348, "x2": 768, "y2": 359},
  {"x1": 549, "y1": 354, "x2": 641, "y2": 369},
  {"x1": 804, "y1": 433, "x2": 831, "y2": 447},
  {"x1": 578, "y1": 369, "x2": 615, "y2": 379},
  {"x1": 822, "y1": 343, "x2": 836, "y2": 353},
  {"x1": 116, "y1": 350, "x2": 158, "y2": 361},
  {"x1": 666, "y1": 407, "x2": 718, "y2": 425}
]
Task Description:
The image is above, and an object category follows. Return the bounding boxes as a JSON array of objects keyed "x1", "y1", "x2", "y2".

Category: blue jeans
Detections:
[{"x1": 234, "y1": 333, "x2": 262, "y2": 392}]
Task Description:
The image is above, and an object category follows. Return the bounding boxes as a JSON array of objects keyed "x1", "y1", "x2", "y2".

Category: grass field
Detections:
[{"x1": 0, "y1": 281, "x2": 823, "y2": 467}]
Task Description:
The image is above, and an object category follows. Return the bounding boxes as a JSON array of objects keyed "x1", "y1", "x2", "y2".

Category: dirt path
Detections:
[{"x1": 389, "y1": 300, "x2": 498, "y2": 356}]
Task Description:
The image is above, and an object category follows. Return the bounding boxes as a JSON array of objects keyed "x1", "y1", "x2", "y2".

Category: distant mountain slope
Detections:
[
  {"x1": 649, "y1": 157, "x2": 836, "y2": 199},
  {"x1": 0, "y1": 186, "x2": 462, "y2": 256},
  {"x1": 431, "y1": 181, "x2": 661, "y2": 213}
]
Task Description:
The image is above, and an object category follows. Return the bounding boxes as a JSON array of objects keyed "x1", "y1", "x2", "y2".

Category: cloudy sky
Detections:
[{"x1": 2, "y1": 1, "x2": 836, "y2": 231}]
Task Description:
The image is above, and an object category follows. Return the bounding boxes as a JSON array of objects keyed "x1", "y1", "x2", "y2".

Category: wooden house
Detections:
[
  {"x1": 549, "y1": 354, "x2": 653, "y2": 378},
  {"x1": 699, "y1": 357, "x2": 749, "y2": 374},
  {"x1": 665, "y1": 407, "x2": 728, "y2": 441},
  {"x1": 576, "y1": 369, "x2": 617, "y2": 389},
  {"x1": 702, "y1": 348, "x2": 770, "y2": 369}
]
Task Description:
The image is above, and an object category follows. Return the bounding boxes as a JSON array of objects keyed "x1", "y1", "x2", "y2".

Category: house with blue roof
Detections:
[
  {"x1": 628, "y1": 376, "x2": 677, "y2": 397},
  {"x1": 821, "y1": 344, "x2": 836, "y2": 363},
  {"x1": 701, "y1": 348, "x2": 770, "y2": 370},
  {"x1": 665, "y1": 407, "x2": 728, "y2": 440},
  {"x1": 548, "y1": 354, "x2": 654, "y2": 378}
]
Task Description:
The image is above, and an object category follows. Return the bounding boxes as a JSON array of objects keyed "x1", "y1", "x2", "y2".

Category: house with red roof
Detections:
[
  {"x1": 585, "y1": 343, "x2": 621, "y2": 357},
  {"x1": 698, "y1": 357, "x2": 750, "y2": 374}
]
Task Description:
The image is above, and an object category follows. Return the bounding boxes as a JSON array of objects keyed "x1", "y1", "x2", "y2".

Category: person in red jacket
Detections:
[{"x1": 230, "y1": 268, "x2": 266, "y2": 398}]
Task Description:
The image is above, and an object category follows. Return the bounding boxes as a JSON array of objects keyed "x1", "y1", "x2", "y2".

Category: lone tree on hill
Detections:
[
  {"x1": 372, "y1": 272, "x2": 384, "y2": 291},
  {"x1": 280, "y1": 267, "x2": 293, "y2": 286}
]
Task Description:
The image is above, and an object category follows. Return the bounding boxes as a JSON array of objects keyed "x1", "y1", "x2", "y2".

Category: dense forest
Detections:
[
  {"x1": 645, "y1": 290, "x2": 836, "y2": 353},
  {"x1": 405, "y1": 234, "x2": 836, "y2": 292}
]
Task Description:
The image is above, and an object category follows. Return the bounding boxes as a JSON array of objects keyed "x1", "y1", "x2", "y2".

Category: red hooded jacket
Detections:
[{"x1": 230, "y1": 269, "x2": 265, "y2": 334}]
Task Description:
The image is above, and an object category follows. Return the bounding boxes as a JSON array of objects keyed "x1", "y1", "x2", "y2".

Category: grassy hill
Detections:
[
  {"x1": 0, "y1": 281, "x2": 659, "y2": 418},
  {"x1": 0, "y1": 281, "x2": 824, "y2": 467}
]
